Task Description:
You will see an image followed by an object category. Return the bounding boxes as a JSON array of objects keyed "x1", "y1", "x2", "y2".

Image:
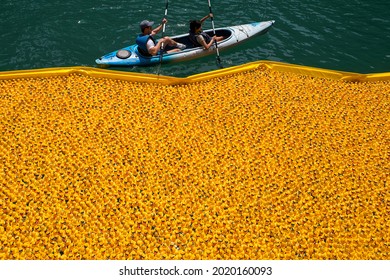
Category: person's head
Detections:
[
  {"x1": 189, "y1": 20, "x2": 202, "y2": 33},
  {"x1": 140, "y1": 20, "x2": 154, "y2": 34}
]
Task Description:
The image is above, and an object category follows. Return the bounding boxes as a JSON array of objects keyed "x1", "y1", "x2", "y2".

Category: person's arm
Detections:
[
  {"x1": 146, "y1": 39, "x2": 163, "y2": 55},
  {"x1": 197, "y1": 35, "x2": 215, "y2": 50},
  {"x1": 147, "y1": 38, "x2": 164, "y2": 56},
  {"x1": 200, "y1": 13, "x2": 212, "y2": 24},
  {"x1": 151, "y1": 18, "x2": 168, "y2": 36}
]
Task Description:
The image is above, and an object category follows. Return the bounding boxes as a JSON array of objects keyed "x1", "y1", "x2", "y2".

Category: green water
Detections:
[{"x1": 1, "y1": 0, "x2": 390, "y2": 76}]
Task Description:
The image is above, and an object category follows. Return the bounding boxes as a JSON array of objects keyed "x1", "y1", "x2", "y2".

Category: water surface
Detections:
[{"x1": 1, "y1": 0, "x2": 389, "y2": 76}]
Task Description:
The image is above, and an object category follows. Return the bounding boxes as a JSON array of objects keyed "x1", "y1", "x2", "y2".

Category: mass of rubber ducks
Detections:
[{"x1": 0, "y1": 67, "x2": 389, "y2": 259}]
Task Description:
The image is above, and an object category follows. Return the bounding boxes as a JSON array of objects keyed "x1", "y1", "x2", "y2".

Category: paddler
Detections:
[
  {"x1": 136, "y1": 19, "x2": 186, "y2": 56},
  {"x1": 189, "y1": 13, "x2": 224, "y2": 50}
]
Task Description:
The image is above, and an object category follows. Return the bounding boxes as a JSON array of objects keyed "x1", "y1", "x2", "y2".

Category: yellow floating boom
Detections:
[{"x1": 1, "y1": 61, "x2": 390, "y2": 83}]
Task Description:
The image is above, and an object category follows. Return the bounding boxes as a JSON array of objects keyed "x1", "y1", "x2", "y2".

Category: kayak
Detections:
[{"x1": 95, "y1": 20, "x2": 275, "y2": 67}]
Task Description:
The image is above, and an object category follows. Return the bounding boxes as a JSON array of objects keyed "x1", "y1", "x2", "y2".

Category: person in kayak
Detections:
[
  {"x1": 136, "y1": 19, "x2": 186, "y2": 56},
  {"x1": 189, "y1": 14, "x2": 224, "y2": 50}
]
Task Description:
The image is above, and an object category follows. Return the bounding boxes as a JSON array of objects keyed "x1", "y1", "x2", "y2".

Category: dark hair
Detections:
[{"x1": 189, "y1": 20, "x2": 202, "y2": 33}]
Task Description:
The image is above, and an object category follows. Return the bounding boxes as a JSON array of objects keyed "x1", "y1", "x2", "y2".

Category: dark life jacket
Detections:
[
  {"x1": 136, "y1": 34, "x2": 157, "y2": 56},
  {"x1": 189, "y1": 31, "x2": 211, "y2": 47}
]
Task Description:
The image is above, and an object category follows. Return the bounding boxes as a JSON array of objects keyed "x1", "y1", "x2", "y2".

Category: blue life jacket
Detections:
[
  {"x1": 136, "y1": 34, "x2": 156, "y2": 56},
  {"x1": 189, "y1": 31, "x2": 211, "y2": 47}
]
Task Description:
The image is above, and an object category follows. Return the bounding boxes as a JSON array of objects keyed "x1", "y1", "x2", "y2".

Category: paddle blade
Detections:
[{"x1": 216, "y1": 56, "x2": 223, "y2": 68}]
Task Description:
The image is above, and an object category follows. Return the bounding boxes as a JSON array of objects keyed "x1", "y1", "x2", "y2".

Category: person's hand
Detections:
[
  {"x1": 162, "y1": 18, "x2": 168, "y2": 25},
  {"x1": 209, "y1": 13, "x2": 214, "y2": 18}
]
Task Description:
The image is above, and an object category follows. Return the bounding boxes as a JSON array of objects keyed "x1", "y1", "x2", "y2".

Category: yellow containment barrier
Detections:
[
  {"x1": 0, "y1": 61, "x2": 389, "y2": 260},
  {"x1": 1, "y1": 60, "x2": 390, "y2": 83}
]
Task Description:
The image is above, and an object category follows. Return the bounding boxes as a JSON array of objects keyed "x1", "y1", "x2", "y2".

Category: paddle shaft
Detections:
[
  {"x1": 207, "y1": 0, "x2": 222, "y2": 66},
  {"x1": 159, "y1": 0, "x2": 169, "y2": 60},
  {"x1": 158, "y1": 0, "x2": 169, "y2": 72},
  {"x1": 162, "y1": 0, "x2": 168, "y2": 35}
]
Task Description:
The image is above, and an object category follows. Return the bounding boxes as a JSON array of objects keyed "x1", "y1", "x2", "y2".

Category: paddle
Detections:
[
  {"x1": 159, "y1": 0, "x2": 169, "y2": 66},
  {"x1": 207, "y1": 0, "x2": 223, "y2": 68}
]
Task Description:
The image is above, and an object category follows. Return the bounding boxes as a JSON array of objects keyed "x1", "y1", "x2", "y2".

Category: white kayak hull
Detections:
[{"x1": 95, "y1": 20, "x2": 275, "y2": 67}]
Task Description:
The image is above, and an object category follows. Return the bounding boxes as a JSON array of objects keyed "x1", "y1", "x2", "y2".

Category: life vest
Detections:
[
  {"x1": 189, "y1": 31, "x2": 211, "y2": 47},
  {"x1": 136, "y1": 34, "x2": 156, "y2": 56}
]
